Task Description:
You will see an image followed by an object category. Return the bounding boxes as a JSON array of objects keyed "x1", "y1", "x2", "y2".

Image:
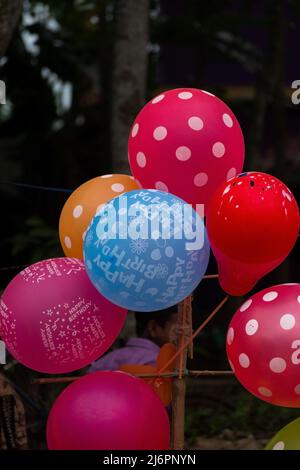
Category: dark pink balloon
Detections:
[
  {"x1": 47, "y1": 371, "x2": 170, "y2": 450},
  {"x1": 0, "y1": 258, "x2": 127, "y2": 373},
  {"x1": 227, "y1": 284, "x2": 300, "y2": 407},
  {"x1": 128, "y1": 88, "x2": 244, "y2": 207}
]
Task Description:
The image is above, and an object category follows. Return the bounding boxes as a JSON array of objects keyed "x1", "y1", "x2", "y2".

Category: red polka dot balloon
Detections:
[
  {"x1": 128, "y1": 88, "x2": 244, "y2": 207},
  {"x1": 227, "y1": 284, "x2": 300, "y2": 407}
]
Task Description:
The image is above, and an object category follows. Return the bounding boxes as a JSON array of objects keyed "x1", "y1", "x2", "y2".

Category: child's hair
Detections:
[{"x1": 134, "y1": 306, "x2": 178, "y2": 336}]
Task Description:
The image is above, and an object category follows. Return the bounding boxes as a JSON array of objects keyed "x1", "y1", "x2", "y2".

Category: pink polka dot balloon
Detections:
[
  {"x1": 0, "y1": 258, "x2": 127, "y2": 373},
  {"x1": 47, "y1": 371, "x2": 170, "y2": 450},
  {"x1": 227, "y1": 284, "x2": 300, "y2": 407},
  {"x1": 128, "y1": 88, "x2": 244, "y2": 207}
]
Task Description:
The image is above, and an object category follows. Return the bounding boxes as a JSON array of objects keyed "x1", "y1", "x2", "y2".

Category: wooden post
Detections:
[{"x1": 171, "y1": 296, "x2": 192, "y2": 450}]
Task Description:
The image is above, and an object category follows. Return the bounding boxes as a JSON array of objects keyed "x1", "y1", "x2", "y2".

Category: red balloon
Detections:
[
  {"x1": 227, "y1": 284, "x2": 300, "y2": 407},
  {"x1": 128, "y1": 88, "x2": 244, "y2": 207},
  {"x1": 206, "y1": 172, "x2": 299, "y2": 296}
]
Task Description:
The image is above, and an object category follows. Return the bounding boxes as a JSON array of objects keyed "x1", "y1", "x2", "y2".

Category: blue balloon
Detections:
[{"x1": 84, "y1": 189, "x2": 210, "y2": 312}]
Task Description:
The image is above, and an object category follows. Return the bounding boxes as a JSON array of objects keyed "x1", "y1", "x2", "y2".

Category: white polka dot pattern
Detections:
[
  {"x1": 280, "y1": 314, "x2": 295, "y2": 330},
  {"x1": 137, "y1": 152, "x2": 146, "y2": 168},
  {"x1": 152, "y1": 94, "x2": 165, "y2": 104},
  {"x1": 73, "y1": 205, "x2": 83, "y2": 218},
  {"x1": 212, "y1": 142, "x2": 225, "y2": 158},
  {"x1": 194, "y1": 173, "x2": 208, "y2": 187},
  {"x1": 258, "y1": 387, "x2": 272, "y2": 397},
  {"x1": 227, "y1": 327, "x2": 234, "y2": 345},
  {"x1": 176, "y1": 146, "x2": 191, "y2": 161},
  {"x1": 111, "y1": 183, "x2": 125, "y2": 193},
  {"x1": 153, "y1": 126, "x2": 167, "y2": 141},
  {"x1": 263, "y1": 291, "x2": 278, "y2": 302},
  {"x1": 188, "y1": 116, "x2": 203, "y2": 130},
  {"x1": 272, "y1": 441, "x2": 285, "y2": 450},
  {"x1": 178, "y1": 91, "x2": 193, "y2": 100},
  {"x1": 131, "y1": 123, "x2": 139, "y2": 137},
  {"x1": 64, "y1": 236, "x2": 72, "y2": 249},
  {"x1": 245, "y1": 319, "x2": 258, "y2": 336},
  {"x1": 269, "y1": 357, "x2": 286, "y2": 373}
]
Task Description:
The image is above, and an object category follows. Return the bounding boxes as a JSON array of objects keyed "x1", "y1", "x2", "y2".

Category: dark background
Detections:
[{"x1": 0, "y1": 0, "x2": 300, "y2": 449}]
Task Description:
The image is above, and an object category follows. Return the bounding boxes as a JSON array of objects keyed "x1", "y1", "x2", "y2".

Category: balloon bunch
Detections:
[{"x1": 0, "y1": 87, "x2": 299, "y2": 449}]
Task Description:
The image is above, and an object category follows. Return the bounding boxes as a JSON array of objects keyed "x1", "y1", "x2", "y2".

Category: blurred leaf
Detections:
[{"x1": 10, "y1": 216, "x2": 61, "y2": 262}]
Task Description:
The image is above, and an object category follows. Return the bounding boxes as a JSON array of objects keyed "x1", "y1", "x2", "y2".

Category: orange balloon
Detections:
[
  {"x1": 156, "y1": 343, "x2": 177, "y2": 372},
  {"x1": 120, "y1": 364, "x2": 156, "y2": 375},
  {"x1": 154, "y1": 343, "x2": 176, "y2": 406},
  {"x1": 59, "y1": 174, "x2": 140, "y2": 259},
  {"x1": 120, "y1": 343, "x2": 176, "y2": 406}
]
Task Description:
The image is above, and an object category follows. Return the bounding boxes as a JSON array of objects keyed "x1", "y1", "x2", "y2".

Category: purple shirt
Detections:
[{"x1": 88, "y1": 338, "x2": 160, "y2": 373}]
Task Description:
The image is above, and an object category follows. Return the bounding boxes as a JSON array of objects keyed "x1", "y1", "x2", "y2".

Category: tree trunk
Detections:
[
  {"x1": 0, "y1": 0, "x2": 23, "y2": 57},
  {"x1": 111, "y1": 0, "x2": 149, "y2": 172}
]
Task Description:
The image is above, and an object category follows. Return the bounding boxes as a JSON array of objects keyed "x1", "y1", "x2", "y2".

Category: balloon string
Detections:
[
  {"x1": 154, "y1": 296, "x2": 229, "y2": 379},
  {"x1": 0, "y1": 181, "x2": 73, "y2": 193}
]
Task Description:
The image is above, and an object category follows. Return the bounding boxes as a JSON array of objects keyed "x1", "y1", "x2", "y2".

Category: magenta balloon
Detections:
[
  {"x1": 47, "y1": 371, "x2": 170, "y2": 450},
  {"x1": 0, "y1": 258, "x2": 127, "y2": 373}
]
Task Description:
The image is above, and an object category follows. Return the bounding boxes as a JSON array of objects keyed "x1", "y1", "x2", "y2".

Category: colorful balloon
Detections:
[
  {"x1": 47, "y1": 371, "x2": 170, "y2": 450},
  {"x1": 0, "y1": 258, "x2": 127, "y2": 373},
  {"x1": 84, "y1": 189, "x2": 210, "y2": 311},
  {"x1": 128, "y1": 88, "x2": 244, "y2": 207},
  {"x1": 206, "y1": 172, "x2": 299, "y2": 296},
  {"x1": 59, "y1": 174, "x2": 140, "y2": 259},
  {"x1": 226, "y1": 284, "x2": 300, "y2": 407},
  {"x1": 265, "y1": 418, "x2": 300, "y2": 450}
]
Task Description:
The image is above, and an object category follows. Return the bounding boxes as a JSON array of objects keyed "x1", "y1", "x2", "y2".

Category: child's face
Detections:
[{"x1": 150, "y1": 313, "x2": 179, "y2": 346}]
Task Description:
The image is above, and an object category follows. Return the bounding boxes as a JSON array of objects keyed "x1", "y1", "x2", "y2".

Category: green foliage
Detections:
[
  {"x1": 0, "y1": 0, "x2": 115, "y2": 270},
  {"x1": 10, "y1": 216, "x2": 62, "y2": 263},
  {"x1": 185, "y1": 383, "x2": 300, "y2": 442}
]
